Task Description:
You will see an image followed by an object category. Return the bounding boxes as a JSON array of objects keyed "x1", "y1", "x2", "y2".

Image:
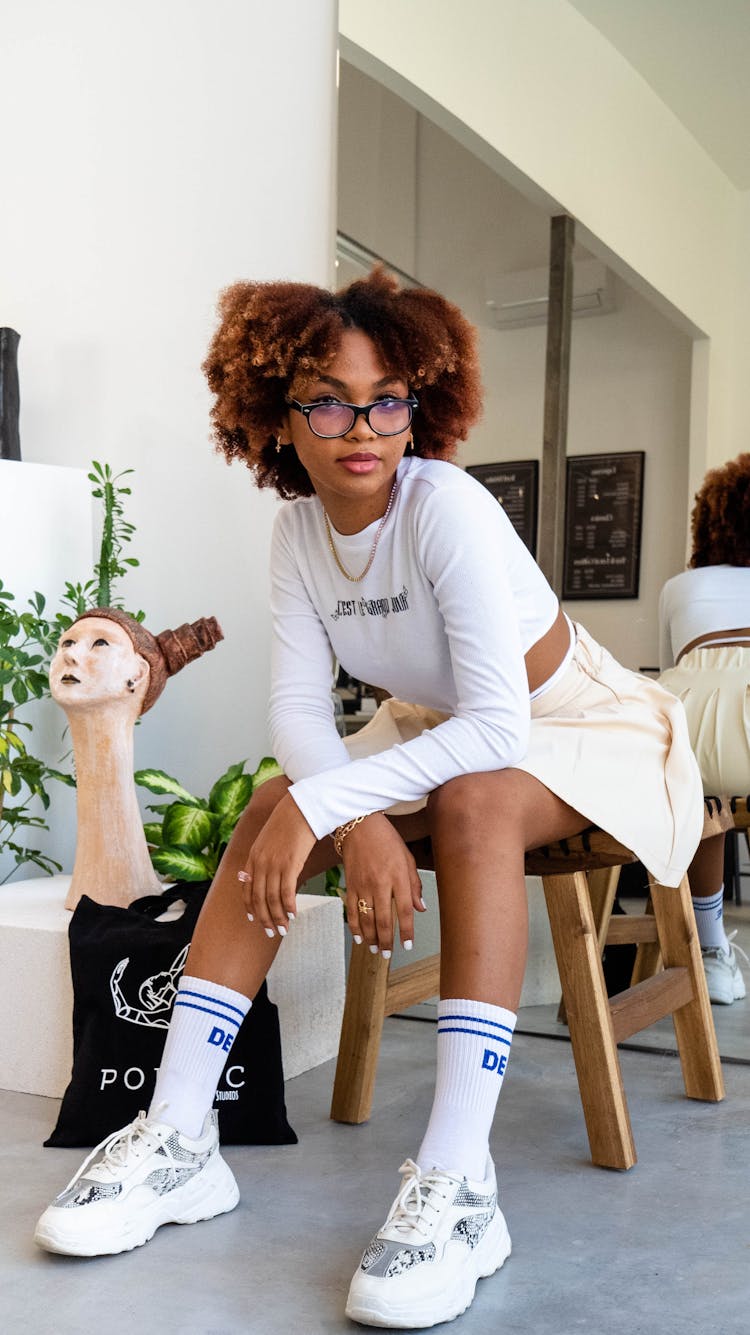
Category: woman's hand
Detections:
[
  {"x1": 341, "y1": 813, "x2": 425, "y2": 955},
  {"x1": 241, "y1": 793, "x2": 316, "y2": 934}
]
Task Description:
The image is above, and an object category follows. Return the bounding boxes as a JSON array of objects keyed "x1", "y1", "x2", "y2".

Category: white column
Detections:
[{"x1": 0, "y1": 1, "x2": 338, "y2": 874}]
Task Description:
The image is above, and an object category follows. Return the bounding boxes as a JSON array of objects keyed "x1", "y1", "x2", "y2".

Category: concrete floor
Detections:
[{"x1": 3, "y1": 1018, "x2": 749, "y2": 1335}]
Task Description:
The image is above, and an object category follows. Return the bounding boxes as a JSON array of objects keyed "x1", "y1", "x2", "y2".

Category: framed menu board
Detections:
[
  {"x1": 562, "y1": 451, "x2": 644, "y2": 600},
  {"x1": 466, "y1": 459, "x2": 539, "y2": 556}
]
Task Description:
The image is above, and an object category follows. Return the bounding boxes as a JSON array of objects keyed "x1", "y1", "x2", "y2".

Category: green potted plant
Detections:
[
  {"x1": 135, "y1": 757, "x2": 282, "y2": 881},
  {"x1": 136, "y1": 758, "x2": 344, "y2": 899},
  {"x1": 0, "y1": 460, "x2": 143, "y2": 883},
  {"x1": 0, "y1": 584, "x2": 74, "y2": 883}
]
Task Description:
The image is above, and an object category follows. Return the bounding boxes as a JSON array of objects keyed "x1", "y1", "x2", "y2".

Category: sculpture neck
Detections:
[{"x1": 65, "y1": 706, "x2": 161, "y2": 911}]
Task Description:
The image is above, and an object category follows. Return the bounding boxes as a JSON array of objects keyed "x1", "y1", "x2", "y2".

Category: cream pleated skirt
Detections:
[
  {"x1": 659, "y1": 645, "x2": 750, "y2": 797},
  {"x1": 344, "y1": 624, "x2": 704, "y2": 888}
]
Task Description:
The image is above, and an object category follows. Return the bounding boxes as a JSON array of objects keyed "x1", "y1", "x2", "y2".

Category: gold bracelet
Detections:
[{"x1": 333, "y1": 814, "x2": 368, "y2": 858}]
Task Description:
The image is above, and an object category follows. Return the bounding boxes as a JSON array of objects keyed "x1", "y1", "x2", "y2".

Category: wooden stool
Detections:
[
  {"x1": 330, "y1": 813, "x2": 728, "y2": 1171},
  {"x1": 605, "y1": 795, "x2": 750, "y2": 989}
]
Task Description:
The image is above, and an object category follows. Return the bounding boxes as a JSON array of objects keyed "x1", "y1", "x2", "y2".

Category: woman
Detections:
[
  {"x1": 36, "y1": 271, "x2": 704, "y2": 1330},
  {"x1": 659, "y1": 453, "x2": 750, "y2": 1005},
  {"x1": 49, "y1": 609, "x2": 223, "y2": 910}
]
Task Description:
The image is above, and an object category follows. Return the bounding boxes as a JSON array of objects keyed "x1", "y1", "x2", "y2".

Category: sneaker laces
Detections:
[
  {"x1": 703, "y1": 930, "x2": 750, "y2": 967},
  {"x1": 58, "y1": 1103, "x2": 175, "y2": 1195},
  {"x1": 385, "y1": 1160, "x2": 454, "y2": 1242},
  {"x1": 726, "y1": 930, "x2": 750, "y2": 967}
]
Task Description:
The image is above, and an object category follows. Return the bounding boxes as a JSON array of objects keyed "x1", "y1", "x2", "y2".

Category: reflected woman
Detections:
[
  {"x1": 659, "y1": 453, "x2": 750, "y2": 1004},
  {"x1": 50, "y1": 609, "x2": 223, "y2": 910}
]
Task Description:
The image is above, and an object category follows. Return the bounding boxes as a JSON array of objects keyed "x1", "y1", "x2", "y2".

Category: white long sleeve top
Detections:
[
  {"x1": 268, "y1": 456, "x2": 559, "y2": 839},
  {"x1": 658, "y1": 565, "x2": 750, "y2": 669}
]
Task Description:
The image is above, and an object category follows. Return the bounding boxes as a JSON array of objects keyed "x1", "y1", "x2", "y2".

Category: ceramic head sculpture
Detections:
[
  {"x1": 50, "y1": 608, "x2": 224, "y2": 716},
  {"x1": 50, "y1": 609, "x2": 224, "y2": 911}
]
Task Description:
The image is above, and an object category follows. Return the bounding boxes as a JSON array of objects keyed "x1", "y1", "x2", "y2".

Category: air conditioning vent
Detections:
[{"x1": 486, "y1": 259, "x2": 615, "y2": 329}]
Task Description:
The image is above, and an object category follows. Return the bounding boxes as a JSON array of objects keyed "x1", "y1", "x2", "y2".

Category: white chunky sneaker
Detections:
[
  {"x1": 702, "y1": 931, "x2": 748, "y2": 1005},
  {"x1": 34, "y1": 1108, "x2": 238, "y2": 1257},
  {"x1": 345, "y1": 1158, "x2": 511, "y2": 1329}
]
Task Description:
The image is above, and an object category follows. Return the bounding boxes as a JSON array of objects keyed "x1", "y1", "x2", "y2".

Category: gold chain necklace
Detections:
[{"x1": 323, "y1": 478, "x2": 399, "y2": 582}]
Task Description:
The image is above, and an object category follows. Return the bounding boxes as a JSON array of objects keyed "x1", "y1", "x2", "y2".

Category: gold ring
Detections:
[{"x1": 357, "y1": 899, "x2": 373, "y2": 915}]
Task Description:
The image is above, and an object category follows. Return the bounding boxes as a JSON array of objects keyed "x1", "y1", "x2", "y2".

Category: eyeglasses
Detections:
[{"x1": 287, "y1": 395, "x2": 418, "y2": 440}]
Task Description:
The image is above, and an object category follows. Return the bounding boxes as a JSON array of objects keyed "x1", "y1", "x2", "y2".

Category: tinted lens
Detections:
[
  {"x1": 369, "y1": 399, "x2": 412, "y2": 435},
  {"x1": 307, "y1": 403, "x2": 355, "y2": 437}
]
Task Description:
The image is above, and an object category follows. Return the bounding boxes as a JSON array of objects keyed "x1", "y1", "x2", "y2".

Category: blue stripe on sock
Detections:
[
  {"x1": 439, "y1": 1012, "x2": 515, "y2": 1036},
  {"x1": 178, "y1": 987, "x2": 247, "y2": 1019},
  {"x1": 437, "y1": 1025, "x2": 512, "y2": 1046},
  {"x1": 173, "y1": 999, "x2": 242, "y2": 1029}
]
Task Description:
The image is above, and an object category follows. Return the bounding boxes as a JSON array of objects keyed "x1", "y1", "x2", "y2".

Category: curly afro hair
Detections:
[
  {"x1": 202, "y1": 266, "x2": 483, "y2": 499},
  {"x1": 689, "y1": 452, "x2": 750, "y2": 567}
]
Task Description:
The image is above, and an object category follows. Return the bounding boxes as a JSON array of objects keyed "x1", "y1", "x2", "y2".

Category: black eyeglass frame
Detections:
[{"x1": 286, "y1": 395, "x2": 419, "y2": 439}]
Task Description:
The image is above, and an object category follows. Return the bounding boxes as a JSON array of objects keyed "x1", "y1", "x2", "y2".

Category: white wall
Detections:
[
  {"x1": 339, "y1": 0, "x2": 744, "y2": 476},
  {"x1": 338, "y1": 66, "x2": 692, "y2": 668},
  {"x1": 1, "y1": 0, "x2": 337, "y2": 877}
]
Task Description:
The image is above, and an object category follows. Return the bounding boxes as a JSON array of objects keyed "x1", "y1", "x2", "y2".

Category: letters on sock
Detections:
[{"x1": 481, "y1": 1048, "x2": 508, "y2": 1076}]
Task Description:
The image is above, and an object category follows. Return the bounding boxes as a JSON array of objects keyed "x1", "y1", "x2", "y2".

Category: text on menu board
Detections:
[
  {"x1": 466, "y1": 460, "x2": 539, "y2": 556},
  {"x1": 562, "y1": 451, "x2": 644, "y2": 600}
]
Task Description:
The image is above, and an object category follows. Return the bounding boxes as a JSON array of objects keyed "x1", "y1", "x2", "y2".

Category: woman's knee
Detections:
[{"x1": 427, "y1": 770, "x2": 518, "y2": 833}]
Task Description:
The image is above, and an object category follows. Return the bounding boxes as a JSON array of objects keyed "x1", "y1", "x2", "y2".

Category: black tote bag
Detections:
[{"x1": 46, "y1": 882, "x2": 296, "y2": 1148}]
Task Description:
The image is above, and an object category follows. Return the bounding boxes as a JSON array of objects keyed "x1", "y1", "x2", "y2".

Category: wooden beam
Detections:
[
  {"x1": 384, "y1": 954, "x2": 440, "y2": 1016},
  {"x1": 605, "y1": 915, "x2": 659, "y2": 946},
  {"x1": 609, "y1": 968, "x2": 693, "y2": 1043},
  {"x1": 538, "y1": 214, "x2": 575, "y2": 593}
]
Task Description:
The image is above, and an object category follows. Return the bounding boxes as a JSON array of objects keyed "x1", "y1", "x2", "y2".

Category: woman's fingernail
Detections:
[
  {"x1": 381, "y1": 950, "x2": 392, "y2": 960},
  {"x1": 369, "y1": 944, "x2": 379, "y2": 954},
  {"x1": 419, "y1": 898, "x2": 427, "y2": 910},
  {"x1": 403, "y1": 939, "x2": 413, "y2": 951},
  {"x1": 246, "y1": 913, "x2": 254, "y2": 923},
  {"x1": 265, "y1": 928, "x2": 276, "y2": 939},
  {"x1": 287, "y1": 912, "x2": 295, "y2": 922},
  {"x1": 277, "y1": 925, "x2": 287, "y2": 937},
  {"x1": 237, "y1": 870, "x2": 252, "y2": 883},
  {"x1": 353, "y1": 934, "x2": 362, "y2": 945}
]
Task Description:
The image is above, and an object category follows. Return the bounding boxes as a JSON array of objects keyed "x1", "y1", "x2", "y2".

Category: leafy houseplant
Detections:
[
  {"x1": 0, "y1": 460, "x2": 143, "y2": 883},
  {"x1": 135, "y1": 758, "x2": 283, "y2": 882},
  {"x1": 136, "y1": 758, "x2": 345, "y2": 899},
  {"x1": 0, "y1": 584, "x2": 74, "y2": 883},
  {"x1": 57, "y1": 460, "x2": 144, "y2": 623}
]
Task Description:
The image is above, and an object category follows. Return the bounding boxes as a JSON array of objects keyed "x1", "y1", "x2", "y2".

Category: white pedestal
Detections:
[{"x1": 0, "y1": 876, "x2": 344, "y2": 1097}]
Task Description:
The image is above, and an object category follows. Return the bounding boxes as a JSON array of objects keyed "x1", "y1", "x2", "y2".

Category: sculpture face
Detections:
[{"x1": 49, "y1": 616, "x2": 149, "y2": 712}]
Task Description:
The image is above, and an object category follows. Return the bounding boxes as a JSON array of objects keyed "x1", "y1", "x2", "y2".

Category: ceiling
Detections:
[{"x1": 568, "y1": 0, "x2": 750, "y2": 189}]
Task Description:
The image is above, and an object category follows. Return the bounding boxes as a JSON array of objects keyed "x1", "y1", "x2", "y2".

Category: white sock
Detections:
[
  {"x1": 692, "y1": 887, "x2": 730, "y2": 952},
  {"x1": 148, "y1": 975, "x2": 251, "y2": 1138},
  {"x1": 416, "y1": 997, "x2": 516, "y2": 1182}
]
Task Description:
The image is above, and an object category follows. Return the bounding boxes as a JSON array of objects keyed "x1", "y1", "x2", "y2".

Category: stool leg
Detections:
[
  {"x1": 331, "y1": 945, "x2": 391, "y2": 1124},
  {"x1": 630, "y1": 894, "x2": 662, "y2": 985},
  {"x1": 543, "y1": 870, "x2": 636, "y2": 1170},
  {"x1": 648, "y1": 875, "x2": 725, "y2": 1102},
  {"x1": 557, "y1": 865, "x2": 620, "y2": 1025}
]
